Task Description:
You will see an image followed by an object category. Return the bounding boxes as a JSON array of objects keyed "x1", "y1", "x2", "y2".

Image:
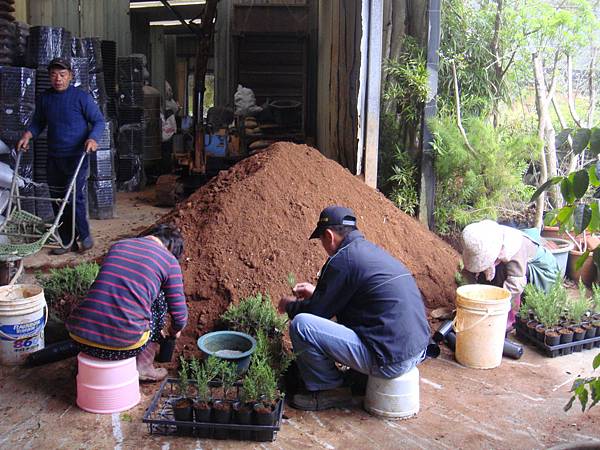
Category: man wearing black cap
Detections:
[
  {"x1": 278, "y1": 205, "x2": 430, "y2": 411},
  {"x1": 17, "y1": 57, "x2": 104, "y2": 254}
]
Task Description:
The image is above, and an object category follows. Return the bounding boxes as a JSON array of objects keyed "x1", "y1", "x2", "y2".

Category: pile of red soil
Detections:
[{"x1": 164, "y1": 143, "x2": 460, "y2": 350}]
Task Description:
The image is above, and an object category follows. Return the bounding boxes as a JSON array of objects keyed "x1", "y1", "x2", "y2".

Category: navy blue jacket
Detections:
[
  {"x1": 28, "y1": 85, "x2": 105, "y2": 157},
  {"x1": 286, "y1": 230, "x2": 430, "y2": 367}
]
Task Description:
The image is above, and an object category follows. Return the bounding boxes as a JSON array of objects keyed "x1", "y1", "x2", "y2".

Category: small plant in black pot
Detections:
[
  {"x1": 173, "y1": 357, "x2": 194, "y2": 433},
  {"x1": 190, "y1": 356, "x2": 219, "y2": 438},
  {"x1": 234, "y1": 372, "x2": 258, "y2": 440},
  {"x1": 250, "y1": 353, "x2": 281, "y2": 442},
  {"x1": 212, "y1": 359, "x2": 238, "y2": 440}
]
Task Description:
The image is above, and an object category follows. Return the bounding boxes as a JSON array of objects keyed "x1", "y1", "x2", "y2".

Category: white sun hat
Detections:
[{"x1": 461, "y1": 220, "x2": 503, "y2": 274}]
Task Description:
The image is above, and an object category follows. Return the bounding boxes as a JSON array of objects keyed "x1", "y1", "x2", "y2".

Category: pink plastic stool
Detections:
[{"x1": 76, "y1": 353, "x2": 140, "y2": 414}]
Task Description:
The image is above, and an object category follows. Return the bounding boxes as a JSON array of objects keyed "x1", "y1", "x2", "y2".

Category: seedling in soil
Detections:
[
  {"x1": 178, "y1": 356, "x2": 190, "y2": 397},
  {"x1": 287, "y1": 272, "x2": 296, "y2": 291}
]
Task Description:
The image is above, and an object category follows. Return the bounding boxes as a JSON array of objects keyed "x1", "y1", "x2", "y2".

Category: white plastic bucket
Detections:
[
  {"x1": 0, "y1": 284, "x2": 47, "y2": 366},
  {"x1": 364, "y1": 367, "x2": 419, "y2": 418},
  {"x1": 452, "y1": 284, "x2": 511, "y2": 369}
]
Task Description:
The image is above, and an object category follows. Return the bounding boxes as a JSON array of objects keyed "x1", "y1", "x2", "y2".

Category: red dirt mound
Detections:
[{"x1": 165, "y1": 142, "x2": 459, "y2": 349}]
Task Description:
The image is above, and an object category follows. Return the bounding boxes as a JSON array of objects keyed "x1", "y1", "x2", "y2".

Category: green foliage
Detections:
[
  {"x1": 217, "y1": 360, "x2": 238, "y2": 400},
  {"x1": 178, "y1": 356, "x2": 190, "y2": 397},
  {"x1": 387, "y1": 147, "x2": 420, "y2": 216},
  {"x1": 565, "y1": 353, "x2": 600, "y2": 412},
  {"x1": 431, "y1": 115, "x2": 536, "y2": 233},
  {"x1": 246, "y1": 352, "x2": 278, "y2": 404},
  {"x1": 37, "y1": 262, "x2": 99, "y2": 306},
  {"x1": 566, "y1": 292, "x2": 591, "y2": 323},
  {"x1": 220, "y1": 293, "x2": 287, "y2": 337},
  {"x1": 523, "y1": 276, "x2": 567, "y2": 328},
  {"x1": 591, "y1": 284, "x2": 600, "y2": 313},
  {"x1": 383, "y1": 36, "x2": 429, "y2": 126},
  {"x1": 191, "y1": 356, "x2": 221, "y2": 403},
  {"x1": 287, "y1": 273, "x2": 296, "y2": 290}
]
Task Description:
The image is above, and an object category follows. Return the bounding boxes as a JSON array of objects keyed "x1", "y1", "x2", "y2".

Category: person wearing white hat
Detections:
[{"x1": 461, "y1": 220, "x2": 560, "y2": 330}]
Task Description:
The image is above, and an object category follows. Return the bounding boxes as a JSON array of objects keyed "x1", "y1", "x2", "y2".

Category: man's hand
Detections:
[
  {"x1": 292, "y1": 282, "x2": 315, "y2": 299},
  {"x1": 16, "y1": 131, "x2": 33, "y2": 152},
  {"x1": 278, "y1": 295, "x2": 296, "y2": 314},
  {"x1": 84, "y1": 139, "x2": 98, "y2": 153}
]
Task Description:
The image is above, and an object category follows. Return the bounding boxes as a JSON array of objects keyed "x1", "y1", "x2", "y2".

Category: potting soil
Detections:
[{"x1": 161, "y1": 142, "x2": 460, "y2": 352}]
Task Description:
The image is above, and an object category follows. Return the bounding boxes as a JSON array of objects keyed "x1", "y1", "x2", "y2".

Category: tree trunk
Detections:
[
  {"x1": 567, "y1": 54, "x2": 583, "y2": 128},
  {"x1": 490, "y1": 0, "x2": 503, "y2": 128},
  {"x1": 586, "y1": 47, "x2": 597, "y2": 128}
]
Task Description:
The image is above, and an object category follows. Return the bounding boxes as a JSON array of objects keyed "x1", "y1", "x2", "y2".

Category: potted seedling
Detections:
[
  {"x1": 591, "y1": 285, "x2": 600, "y2": 348},
  {"x1": 251, "y1": 354, "x2": 280, "y2": 442},
  {"x1": 234, "y1": 371, "x2": 258, "y2": 440},
  {"x1": 567, "y1": 295, "x2": 591, "y2": 352},
  {"x1": 173, "y1": 357, "x2": 194, "y2": 426},
  {"x1": 190, "y1": 356, "x2": 217, "y2": 438},
  {"x1": 212, "y1": 359, "x2": 237, "y2": 440}
]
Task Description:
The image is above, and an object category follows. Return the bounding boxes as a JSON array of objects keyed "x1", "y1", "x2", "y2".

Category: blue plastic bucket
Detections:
[{"x1": 197, "y1": 331, "x2": 256, "y2": 373}]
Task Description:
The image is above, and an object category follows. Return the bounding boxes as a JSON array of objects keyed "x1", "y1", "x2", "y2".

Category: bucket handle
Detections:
[
  {"x1": 452, "y1": 310, "x2": 490, "y2": 334},
  {"x1": 0, "y1": 302, "x2": 48, "y2": 341}
]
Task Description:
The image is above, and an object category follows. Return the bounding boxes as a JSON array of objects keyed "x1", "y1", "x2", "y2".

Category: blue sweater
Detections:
[
  {"x1": 286, "y1": 230, "x2": 431, "y2": 366},
  {"x1": 28, "y1": 86, "x2": 105, "y2": 157}
]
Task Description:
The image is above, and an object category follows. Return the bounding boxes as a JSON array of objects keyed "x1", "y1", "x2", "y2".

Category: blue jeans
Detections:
[
  {"x1": 289, "y1": 313, "x2": 426, "y2": 391},
  {"x1": 47, "y1": 154, "x2": 90, "y2": 244}
]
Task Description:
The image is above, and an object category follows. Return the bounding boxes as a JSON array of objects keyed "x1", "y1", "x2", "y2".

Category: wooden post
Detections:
[{"x1": 418, "y1": 0, "x2": 441, "y2": 229}]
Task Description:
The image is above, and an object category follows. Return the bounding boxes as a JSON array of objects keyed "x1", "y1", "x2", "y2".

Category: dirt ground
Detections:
[
  {"x1": 3, "y1": 185, "x2": 597, "y2": 449},
  {"x1": 23, "y1": 188, "x2": 170, "y2": 272},
  {"x1": 0, "y1": 339, "x2": 598, "y2": 449}
]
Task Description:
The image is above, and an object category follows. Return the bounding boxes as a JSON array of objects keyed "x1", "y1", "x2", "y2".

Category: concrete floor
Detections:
[
  {"x1": 0, "y1": 342, "x2": 598, "y2": 449},
  {"x1": 2, "y1": 187, "x2": 598, "y2": 449}
]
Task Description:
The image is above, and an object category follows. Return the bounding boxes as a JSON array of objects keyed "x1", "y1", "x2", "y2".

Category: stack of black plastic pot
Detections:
[
  {"x1": 82, "y1": 37, "x2": 107, "y2": 117},
  {"x1": 0, "y1": 1, "x2": 15, "y2": 66},
  {"x1": 116, "y1": 55, "x2": 146, "y2": 191},
  {"x1": 101, "y1": 40, "x2": 117, "y2": 121},
  {"x1": 143, "y1": 85, "x2": 162, "y2": 163},
  {"x1": 88, "y1": 121, "x2": 116, "y2": 219},
  {"x1": 0, "y1": 66, "x2": 36, "y2": 214},
  {"x1": 70, "y1": 38, "x2": 90, "y2": 93},
  {"x1": 26, "y1": 26, "x2": 72, "y2": 222},
  {"x1": 13, "y1": 22, "x2": 29, "y2": 67}
]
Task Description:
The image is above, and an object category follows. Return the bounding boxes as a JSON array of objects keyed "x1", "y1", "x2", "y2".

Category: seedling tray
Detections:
[
  {"x1": 142, "y1": 378, "x2": 284, "y2": 441},
  {"x1": 515, "y1": 329, "x2": 600, "y2": 357}
]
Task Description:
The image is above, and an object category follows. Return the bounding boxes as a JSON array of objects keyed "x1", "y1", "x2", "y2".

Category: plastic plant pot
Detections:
[
  {"x1": 253, "y1": 402, "x2": 277, "y2": 442},
  {"x1": 193, "y1": 401, "x2": 212, "y2": 439},
  {"x1": 197, "y1": 331, "x2": 257, "y2": 374},
  {"x1": 233, "y1": 401, "x2": 253, "y2": 441},
  {"x1": 212, "y1": 400, "x2": 232, "y2": 440},
  {"x1": 156, "y1": 336, "x2": 176, "y2": 363},
  {"x1": 559, "y1": 328, "x2": 574, "y2": 355}
]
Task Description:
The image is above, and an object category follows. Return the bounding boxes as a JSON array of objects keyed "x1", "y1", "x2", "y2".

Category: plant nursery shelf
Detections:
[{"x1": 142, "y1": 378, "x2": 285, "y2": 442}]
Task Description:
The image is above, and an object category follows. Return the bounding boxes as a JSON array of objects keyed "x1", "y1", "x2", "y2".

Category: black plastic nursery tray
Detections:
[
  {"x1": 515, "y1": 328, "x2": 600, "y2": 358},
  {"x1": 142, "y1": 378, "x2": 285, "y2": 442}
]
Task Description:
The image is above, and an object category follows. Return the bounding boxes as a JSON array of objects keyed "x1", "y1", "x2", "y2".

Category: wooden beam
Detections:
[{"x1": 363, "y1": 0, "x2": 383, "y2": 188}]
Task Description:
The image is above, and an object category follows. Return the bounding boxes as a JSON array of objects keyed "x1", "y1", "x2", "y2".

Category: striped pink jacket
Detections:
[{"x1": 66, "y1": 237, "x2": 187, "y2": 348}]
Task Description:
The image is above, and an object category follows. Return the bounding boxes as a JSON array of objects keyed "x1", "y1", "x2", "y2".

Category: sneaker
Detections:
[
  {"x1": 50, "y1": 245, "x2": 76, "y2": 255},
  {"x1": 80, "y1": 235, "x2": 94, "y2": 252},
  {"x1": 290, "y1": 387, "x2": 353, "y2": 411}
]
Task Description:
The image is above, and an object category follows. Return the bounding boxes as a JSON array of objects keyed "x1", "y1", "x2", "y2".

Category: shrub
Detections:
[
  {"x1": 430, "y1": 115, "x2": 537, "y2": 234},
  {"x1": 37, "y1": 262, "x2": 99, "y2": 307},
  {"x1": 220, "y1": 293, "x2": 287, "y2": 337}
]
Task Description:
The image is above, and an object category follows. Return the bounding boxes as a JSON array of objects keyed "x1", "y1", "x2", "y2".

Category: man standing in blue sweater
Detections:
[
  {"x1": 17, "y1": 57, "x2": 104, "y2": 254},
  {"x1": 278, "y1": 206, "x2": 430, "y2": 410}
]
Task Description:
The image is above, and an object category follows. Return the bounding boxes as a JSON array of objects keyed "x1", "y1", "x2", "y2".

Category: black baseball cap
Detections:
[
  {"x1": 309, "y1": 206, "x2": 357, "y2": 239},
  {"x1": 48, "y1": 57, "x2": 72, "y2": 71}
]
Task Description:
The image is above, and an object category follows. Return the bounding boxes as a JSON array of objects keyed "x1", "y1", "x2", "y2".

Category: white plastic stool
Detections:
[
  {"x1": 364, "y1": 366, "x2": 419, "y2": 418},
  {"x1": 76, "y1": 353, "x2": 140, "y2": 414}
]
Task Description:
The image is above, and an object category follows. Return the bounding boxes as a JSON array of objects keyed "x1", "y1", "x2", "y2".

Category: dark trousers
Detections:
[{"x1": 47, "y1": 154, "x2": 90, "y2": 245}]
